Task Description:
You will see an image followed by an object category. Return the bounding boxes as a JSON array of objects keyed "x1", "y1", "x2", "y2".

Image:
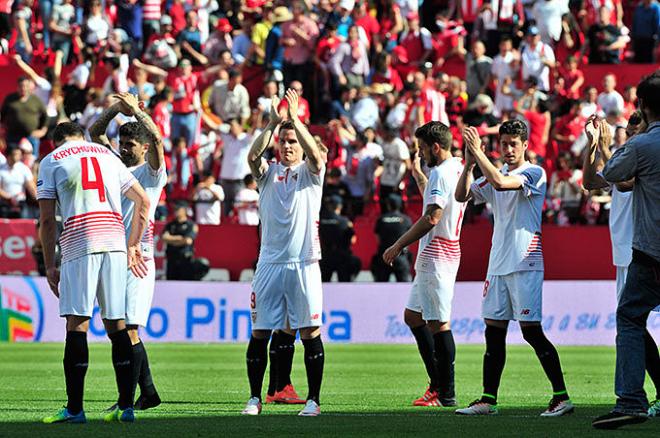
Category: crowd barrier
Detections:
[
  {"x1": 0, "y1": 219, "x2": 615, "y2": 280},
  {"x1": 1, "y1": 276, "x2": 658, "y2": 345}
]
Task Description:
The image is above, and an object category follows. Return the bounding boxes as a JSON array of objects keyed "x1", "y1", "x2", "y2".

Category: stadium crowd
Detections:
[{"x1": 0, "y1": 0, "x2": 658, "y2": 226}]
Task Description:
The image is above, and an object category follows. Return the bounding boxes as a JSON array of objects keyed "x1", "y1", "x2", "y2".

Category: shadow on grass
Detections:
[{"x1": 1, "y1": 406, "x2": 657, "y2": 438}]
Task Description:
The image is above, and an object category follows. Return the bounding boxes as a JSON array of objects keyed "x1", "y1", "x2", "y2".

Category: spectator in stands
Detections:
[
  {"x1": 1, "y1": 76, "x2": 48, "y2": 154},
  {"x1": 218, "y1": 118, "x2": 255, "y2": 214},
  {"x1": 519, "y1": 98, "x2": 551, "y2": 160},
  {"x1": 256, "y1": 80, "x2": 279, "y2": 119},
  {"x1": 169, "y1": 136, "x2": 201, "y2": 203},
  {"x1": 343, "y1": 131, "x2": 381, "y2": 217},
  {"x1": 330, "y1": 25, "x2": 370, "y2": 89},
  {"x1": 117, "y1": 0, "x2": 144, "y2": 58},
  {"x1": 193, "y1": 171, "x2": 225, "y2": 225},
  {"x1": 520, "y1": 26, "x2": 556, "y2": 92},
  {"x1": 319, "y1": 194, "x2": 361, "y2": 282},
  {"x1": 178, "y1": 10, "x2": 208, "y2": 66},
  {"x1": 466, "y1": 40, "x2": 492, "y2": 101},
  {"x1": 210, "y1": 69, "x2": 251, "y2": 126},
  {"x1": 376, "y1": 0, "x2": 404, "y2": 51},
  {"x1": 263, "y1": 7, "x2": 288, "y2": 84},
  {"x1": 0, "y1": 146, "x2": 36, "y2": 219},
  {"x1": 532, "y1": 0, "x2": 570, "y2": 46},
  {"x1": 622, "y1": 85, "x2": 638, "y2": 119},
  {"x1": 491, "y1": 36, "x2": 519, "y2": 117},
  {"x1": 13, "y1": 0, "x2": 34, "y2": 62},
  {"x1": 549, "y1": 151, "x2": 584, "y2": 225},
  {"x1": 142, "y1": 0, "x2": 162, "y2": 46},
  {"x1": 581, "y1": 85, "x2": 600, "y2": 118},
  {"x1": 48, "y1": 0, "x2": 80, "y2": 64},
  {"x1": 205, "y1": 18, "x2": 235, "y2": 65},
  {"x1": 84, "y1": 1, "x2": 111, "y2": 48},
  {"x1": 234, "y1": 174, "x2": 260, "y2": 226},
  {"x1": 631, "y1": 0, "x2": 660, "y2": 63},
  {"x1": 552, "y1": 99, "x2": 586, "y2": 153},
  {"x1": 396, "y1": 11, "x2": 434, "y2": 77},
  {"x1": 378, "y1": 125, "x2": 411, "y2": 211},
  {"x1": 583, "y1": 6, "x2": 629, "y2": 64},
  {"x1": 353, "y1": 0, "x2": 380, "y2": 50},
  {"x1": 282, "y1": 1, "x2": 319, "y2": 93},
  {"x1": 371, "y1": 193, "x2": 412, "y2": 282},
  {"x1": 597, "y1": 74, "x2": 625, "y2": 117},
  {"x1": 143, "y1": 16, "x2": 178, "y2": 69},
  {"x1": 331, "y1": 86, "x2": 357, "y2": 120},
  {"x1": 557, "y1": 13, "x2": 585, "y2": 62},
  {"x1": 371, "y1": 51, "x2": 404, "y2": 92},
  {"x1": 351, "y1": 86, "x2": 380, "y2": 132},
  {"x1": 556, "y1": 55, "x2": 584, "y2": 101}
]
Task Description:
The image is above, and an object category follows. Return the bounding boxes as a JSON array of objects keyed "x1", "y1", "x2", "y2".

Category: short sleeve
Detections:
[
  {"x1": 516, "y1": 166, "x2": 546, "y2": 197},
  {"x1": 212, "y1": 184, "x2": 225, "y2": 201},
  {"x1": 37, "y1": 159, "x2": 56, "y2": 200},
  {"x1": 426, "y1": 169, "x2": 449, "y2": 209},
  {"x1": 470, "y1": 177, "x2": 491, "y2": 205}
]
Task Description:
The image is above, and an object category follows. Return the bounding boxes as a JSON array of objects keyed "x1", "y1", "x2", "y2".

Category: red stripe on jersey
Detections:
[
  {"x1": 65, "y1": 211, "x2": 123, "y2": 224},
  {"x1": 62, "y1": 217, "x2": 124, "y2": 233},
  {"x1": 59, "y1": 224, "x2": 126, "y2": 244},
  {"x1": 478, "y1": 180, "x2": 489, "y2": 188}
]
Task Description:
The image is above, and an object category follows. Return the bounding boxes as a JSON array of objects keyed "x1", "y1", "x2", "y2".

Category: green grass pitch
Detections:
[{"x1": 0, "y1": 343, "x2": 658, "y2": 437}]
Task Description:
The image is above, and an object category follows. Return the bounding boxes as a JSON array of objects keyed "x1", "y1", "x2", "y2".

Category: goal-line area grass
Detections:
[{"x1": 0, "y1": 343, "x2": 657, "y2": 437}]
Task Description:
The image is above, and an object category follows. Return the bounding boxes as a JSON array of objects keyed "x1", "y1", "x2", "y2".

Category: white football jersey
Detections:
[
  {"x1": 257, "y1": 161, "x2": 324, "y2": 263},
  {"x1": 471, "y1": 162, "x2": 546, "y2": 276},
  {"x1": 37, "y1": 140, "x2": 137, "y2": 263},
  {"x1": 121, "y1": 162, "x2": 167, "y2": 261},
  {"x1": 609, "y1": 185, "x2": 633, "y2": 267},
  {"x1": 415, "y1": 157, "x2": 467, "y2": 274}
]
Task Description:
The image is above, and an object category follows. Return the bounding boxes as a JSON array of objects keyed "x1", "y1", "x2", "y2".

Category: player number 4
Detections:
[{"x1": 81, "y1": 157, "x2": 106, "y2": 202}]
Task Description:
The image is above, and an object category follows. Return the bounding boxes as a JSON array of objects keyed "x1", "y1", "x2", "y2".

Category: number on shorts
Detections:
[
  {"x1": 81, "y1": 157, "x2": 106, "y2": 202},
  {"x1": 483, "y1": 280, "x2": 490, "y2": 297},
  {"x1": 250, "y1": 292, "x2": 256, "y2": 309}
]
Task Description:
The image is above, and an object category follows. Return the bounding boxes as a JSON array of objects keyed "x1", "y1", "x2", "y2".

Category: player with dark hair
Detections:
[
  {"x1": 90, "y1": 93, "x2": 167, "y2": 413},
  {"x1": 383, "y1": 121, "x2": 465, "y2": 407},
  {"x1": 242, "y1": 89, "x2": 325, "y2": 417},
  {"x1": 39, "y1": 122, "x2": 150, "y2": 424},
  {"x1": 454, "y1": 120, "x2": 573, "y2": 416}
]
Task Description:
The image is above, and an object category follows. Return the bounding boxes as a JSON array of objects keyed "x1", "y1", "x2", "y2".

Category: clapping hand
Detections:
[
  {"x1": 598, "y1": 118, "x2": 612, "y2": 151},
  {"x1": 584, "y1": 115, "x2": 601, "y2": 146},
  {"x1": 285, "y1": 88, "x2": 299, "y2": 122},
  {"x1": 269, "y1": 96, "x2": 283, "y2": 125},
  {"x1": 112, "y1": 92, "x2": 142, "y2": 116},
  {"x1": 462, "y1": 126, "x2": 483, "y2": 161}
]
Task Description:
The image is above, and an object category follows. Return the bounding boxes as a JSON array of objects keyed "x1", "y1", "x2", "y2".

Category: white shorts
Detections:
[
  {"x1": 125, "y1": 258, "x2": 156, "y2": 327},
  {"x1": 251, "y1": 261, "x2": 323, "y2": 330},
  {"x1": 59, "y1": 252, "x2": 127, "y2": 320},
  {"x1": 615, "y1": 266, "x2": 628, "y2": 304},
  {"x1": 481, "y1": 271, "x2": 544, "y2": 322},
  {"x1": 406, "y1": 270, "x2": 456, "y2": 322}
]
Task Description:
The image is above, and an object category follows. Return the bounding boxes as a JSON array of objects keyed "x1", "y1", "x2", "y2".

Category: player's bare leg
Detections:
[
  {"x1": 243, "y1": 329, "x2": 272, "y2": 415},
  {"x1": 43, "y1": 316, "x2": 90, "y2": 424},
  {"x1": 519, "y1": 321, "x2": 573, "y2": 416},
  {"x1": 456, "y1": 319, "x2": 507, "y2": 415},
  {"x1": 298, "y1": 326, "x2": 324, "y2": 416},
  {"x1": 127, "y1": 325, "x2": 161, "y2": 410}
]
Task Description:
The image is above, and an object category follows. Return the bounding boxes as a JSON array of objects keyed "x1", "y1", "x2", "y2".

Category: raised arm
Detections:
[
  {"x1": 464, "y1": 126, "x2": 522, "y2": 190},
  {"x1": 248, "y1": 97, "x2": 282, "y2": 179},
  {"x1": 582, "y1": 116, "x2": 609, "y2": 190},
  {"x1": 286, "y1": 89, "x2": 323, "y2": 174},
  {"x1": 132, "y1": 58, "x2": 168, "y2": 78},
  {"x1": 89, "y1": 101, "x2": 122, "y2": 148},
  {"x1": 455, "y1": 134, "x2": 478, "y2": 202},
  {"x1": 13, "y1": 55, "x2": 44, "y2": 84},
  {"x1": 410, "y1": 142, "x2": 428, "y2": 193},
  {"x1": 113, "y1": 93, "x2": 165, "y2": 171}
]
